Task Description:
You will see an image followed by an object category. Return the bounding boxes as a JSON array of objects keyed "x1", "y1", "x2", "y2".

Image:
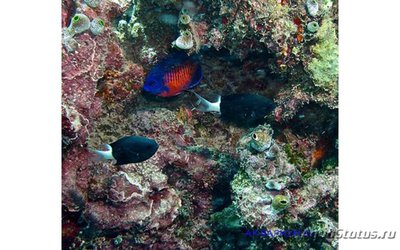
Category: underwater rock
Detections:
[
  {"x1": 289, "y1": 173, "x2": 338, "y2": 216},
  {"x1": 231, "y1": 123, "x2": 337, "y2": 233},
  {"x1": 63, "y1": 147, "x2": 181, "y2": 230},
  {"x1": 83, "y1": 164, "x2": 181, "y2": 230},
  {"x1": 274, "y1": 85, "x2": 311, "y2": 122},
  {"x1": 96, "y1": 63, "x2": 144, "y2": 103},
  {"x1": 232, "y1": 124, "x2": 302, "y2": 227},
  {"x1": 62, "y1": 103, "x2": 89, "y2": 147},
  {"x1": 62, "y1": 28, "x2": 135, "y2": 125},
  {"x1": 84, "y1": 0, "x2": 101, "y2": 8}
]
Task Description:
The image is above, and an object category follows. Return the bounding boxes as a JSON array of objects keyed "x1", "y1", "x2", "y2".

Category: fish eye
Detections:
[{"x1": 252, "y1": 133, "x2": 258, "y2": 140}]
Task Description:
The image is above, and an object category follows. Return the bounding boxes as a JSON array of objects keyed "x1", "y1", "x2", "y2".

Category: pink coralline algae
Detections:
[
  {"x1": 78, "y1": 0, "x2": 132, "y2": 22},
  {"x1": 63, "y1": 148, "x2": 182, "y2": 231},
  {"x1": 84, "y1": 164, "x2": 181, "y2": 230},
  {"x1": 288, "y1": 173, "x2": 338, "y2": 217},
  {"x1": 274, "y1": 85, "x2": 311, "y2": 122},
  {"x1": 62, "y1": 27, "x2": 144, "y2": 146}
]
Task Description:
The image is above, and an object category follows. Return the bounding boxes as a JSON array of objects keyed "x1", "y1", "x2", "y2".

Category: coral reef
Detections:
[
  {"x1": 232, "y1": 124, "x2": 302, "y2": 228},
  {"x1": 63, "y1": 106, "x2": 246, "y2": 248},
  {"x1": 62, "y1": 0, "x2": 338, "y2": 249},
  {"x1": 209, "y1": 124, "x2": 338, "y2": 249}
]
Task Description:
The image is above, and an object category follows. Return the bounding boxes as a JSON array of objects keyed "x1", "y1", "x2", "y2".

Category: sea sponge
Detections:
[
  {"x1": 173, "y1": 30, "x2": 194, "y2": 50},
  {"x1": 265, "y1": 180, "x2": 283, "y2": 191},
  {"x1": 306, "y1": 0, "x2": 319, "y2": 17},
  {"x1": 179, "y1": 13, "x2": 191, "y2": 25},
  {"x1": 68, "y1": 14, "x2": 90, "y2": 35},
  {"x1": 271, "y1": 195, "x2": 290, "y2": 212},
  {"x1": 90, "y1": 18, "x2": 105, "y2": 35},
  {"x1": 307, "y1": 21, "x2": 319, "y2": 33}
]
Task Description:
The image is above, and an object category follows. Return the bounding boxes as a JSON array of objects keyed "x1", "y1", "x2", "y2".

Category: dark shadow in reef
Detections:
[
  {"x1": 274, "y1": 102, "x2": 339, "y2": 168},
  {"x1": 63, "y1": 204, "x2": 148, "y2": 249},
  {"x1": 200, "y1": 47, "x2": 274, "y2": 66},
  {"x1": 288, "y1": 102, "x2": 338, "y2": 138},
  {"x1": 122, "y1": 90, "x2": 195, "y2": 116},
  {"x1": 182, "y1": 146, "x2": 239, "y2": 212}
]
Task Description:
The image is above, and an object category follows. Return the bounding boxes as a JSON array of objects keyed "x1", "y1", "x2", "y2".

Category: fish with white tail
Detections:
[
  {"x1": 90, "y1": 136, "x2": 159, "y2": 165},
  {"x1": 192, "y1": 92, "x2": 275, "y2": 127}
]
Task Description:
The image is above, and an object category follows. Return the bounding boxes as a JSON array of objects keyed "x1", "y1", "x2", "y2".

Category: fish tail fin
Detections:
[
  {"x1": 88, "y1": 144, "x2": 114, "y2": 162},
  {"x1": 190, "y1": 91, "x2": 221, "y2": 113}
]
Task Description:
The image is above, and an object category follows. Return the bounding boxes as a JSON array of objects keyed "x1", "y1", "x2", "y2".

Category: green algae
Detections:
[
  {"x1": 307, "y1": 18, "x2": 338, "y2": 95},
  {"x1": 210, "y1": 205, "x2": 242, "y2": 230},
  {"x1": 231, "y1": 169, "x2": 252, "y2": 193}
]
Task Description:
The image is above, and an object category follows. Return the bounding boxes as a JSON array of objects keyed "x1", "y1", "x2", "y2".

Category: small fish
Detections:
[
  {"x1": 90, "y1": 136, "x2": 159, "y2": 165},
  {"x1": 192, "y1": 92, "x2": 275, "y2": 127},
  {"x1": 143, "y1": 52, "x2": 203, "y2": 97}
]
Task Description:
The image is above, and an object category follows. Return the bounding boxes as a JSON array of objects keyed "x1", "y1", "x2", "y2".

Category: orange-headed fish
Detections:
[{"x1": 143, "y1": 52, "x2": 203, "y2": 97}]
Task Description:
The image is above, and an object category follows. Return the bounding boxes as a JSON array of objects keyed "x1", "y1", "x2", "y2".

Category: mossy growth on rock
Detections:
[
  {"x1": 307, "y1": 18, "x2": 338, "y2": 96},
  {"x1": 210, "y1": 205, "x2": 242, "y2": 230},
  {"x1": 231, "y1": 169, "x2": 252, "y2": 193}
]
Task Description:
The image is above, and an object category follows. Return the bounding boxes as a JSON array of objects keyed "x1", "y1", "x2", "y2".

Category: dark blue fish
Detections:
[
  {"x1": 143, "y1": 52, "x2": 203, "y2": 97},
  {"x1": 192, "y1": 92, "x2": 276, "y2": 127},
  {"x1": 91, "y1": 136, "x2": 158, "y2": 165}
]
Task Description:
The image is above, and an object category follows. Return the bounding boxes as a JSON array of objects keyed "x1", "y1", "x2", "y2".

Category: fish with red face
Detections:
[{"x1": 143, "y1": 52, "x2": 203, "y2": 97}]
